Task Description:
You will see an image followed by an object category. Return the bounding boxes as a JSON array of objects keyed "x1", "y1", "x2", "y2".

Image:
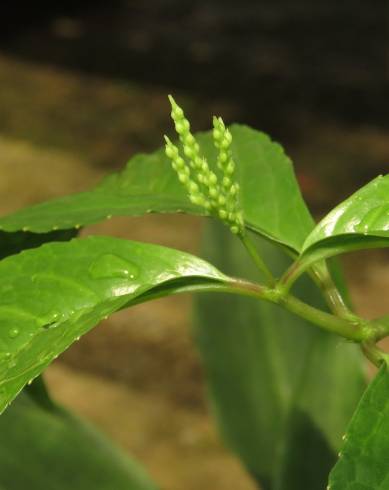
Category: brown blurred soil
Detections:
[{"x1": 0, "y1": 53, "x2": 388, "y2": 489}]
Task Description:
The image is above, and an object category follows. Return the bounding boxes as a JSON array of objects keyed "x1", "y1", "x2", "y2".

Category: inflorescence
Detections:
[{"x1": 164, "y1": 95, "x2": 244, "y2": 235}]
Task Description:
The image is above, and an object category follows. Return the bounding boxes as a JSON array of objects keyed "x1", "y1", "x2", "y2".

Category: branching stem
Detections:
[{"x1": 226, "y1": 278, "x2": 368, "y2": 342}]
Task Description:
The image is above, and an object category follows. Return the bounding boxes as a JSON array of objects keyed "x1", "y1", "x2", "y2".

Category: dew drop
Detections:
[
  {"x1": 7, "y1": 358, "x2": 16, "y2": 369},
  {"x1": 8, "y1": 328, "x2": 20, "y2": 339},
  {"x1": 88, "y1": 254, "x2": 139, "y2": 281},
  {"x1": 39, "y1": 312, "x2": 62, "y2": 330},
  {"x1": 0, "y1": 352, "x2": 10, "y2": 362},
  {"x1": 42, "y1": 321, "x2": 59, "y2": 330},
  {"x1": 41, "y1": 313, "x2": 61, "y2": 330}
]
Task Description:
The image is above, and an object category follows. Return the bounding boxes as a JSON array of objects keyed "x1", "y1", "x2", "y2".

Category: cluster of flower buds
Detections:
[{"x1": 164, "y1": 95, "x2": 244, "y2": 235}]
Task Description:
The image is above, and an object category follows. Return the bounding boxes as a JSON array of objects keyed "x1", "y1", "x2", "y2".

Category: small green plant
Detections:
[{"x1": 0, "y1": 96, "x2": 388, "y2": 489}]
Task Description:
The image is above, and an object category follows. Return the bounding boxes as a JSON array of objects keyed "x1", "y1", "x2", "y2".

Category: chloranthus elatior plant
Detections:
[{"x1": 0, "y1": 96, "x2": 388, "y2": 489}]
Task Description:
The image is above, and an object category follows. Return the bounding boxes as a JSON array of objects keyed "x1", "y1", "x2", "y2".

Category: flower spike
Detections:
[{"x1": 165, "y1": 95, "x2": 244, "y2": 235}]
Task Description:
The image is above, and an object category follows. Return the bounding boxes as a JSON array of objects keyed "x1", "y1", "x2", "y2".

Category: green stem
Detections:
[
  {"x1": 128, "y1": 273, "x2": 373, "y2": 343},
  {"x1": 279, "y1": 258, "x2": 303, "y2": 290},
  {"x1": 278, "y1": 294, "x2": 364, "y2": 341},
  {"x1": 310, "y1": 262, "x2": 354, "y2": 319},
  {"x1": 280, "y1": 257, "x2": 354, "y2": 319},
  {"x1": 135, "y1": 277, "x2": 368, "y2": 342},
  {"x1": 361, "y1": 342, "x2": 389, "y2": 368},
  {"x1": 239, "y1": 233, "x2": 275, "y2": 286},
  {"x1": 367, "y1": 319, "x2": 389, "y2": 342},
  {"x1": 226, "y1": 279, "x2": 366, "y2": 341}
]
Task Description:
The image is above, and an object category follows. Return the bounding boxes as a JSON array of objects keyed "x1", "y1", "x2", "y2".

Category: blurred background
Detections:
[{"x1": 0, "y1": 1, "x2": 388, "y2": 489}]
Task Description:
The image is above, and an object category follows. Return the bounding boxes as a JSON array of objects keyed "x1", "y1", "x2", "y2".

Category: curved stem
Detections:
[
  {"x1": 279, "y1": 258, "x2": 304, "y2": 290},
  {"x1": 309, "y1": 262, "x2": 354, "y2": 319},
  {"x1": 277, "y1": 293, "x2": 365, "y2": 341},
  {"x1": 361, "y1": 341, "x2": 389, "y2": 368},
  {"x1": 280, "y1": 256, "x2": 355, "y2": 320},
  {"x1": 239, "y1": 233, "x2": 276, "y2": 286},
  {"x1": 130, "y1": 277, "x2": 368, "y2": 342}
]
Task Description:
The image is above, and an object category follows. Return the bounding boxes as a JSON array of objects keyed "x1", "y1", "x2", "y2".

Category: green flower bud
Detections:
[
  {"x1": 218, "y1": 195, "x2": 226, "y2": 206},
  {"x1": 189, "y1": 194, "x2": 203, "y2": 206},
  {"x1": 165, "y1": 146, "x2": 176, "y2": 159},
  {"x1": 221, "y1": 138, "x2": 230, "y2": 150},
  {"x1": 229, "y1": 184, "x2": 238, "y2": 196},
  {"x1": 219, "y1": 151, "x2": 228, "y2": 164},
  {"x1": 209, "y1": 188, "x2": 218, "y2": 198},
  {"x1": 166, "y1": 96, "x2": 244, "y2": 236},
  {"x1": 185, "y1": 133, "x2": 195, "y2": 146},
  {"x1": 213, "y1": 128, "x2": 222, "y2": 142},
  {"x1": 224, "y1": 129, "x2": 232, "y2": 145},
  {"x1": 168, "y1": 95, "x2": 184, "y2": 118},
  {"x1": 208, "y1": 172, "x2": 218, "y2": 185},
  {"x1": 175, "y1": 156, "x2": 185, "y2": 169},
  {"x1": 175, "y1": 122, "x2": 185, "y2": 134},
  {"x1": 194, "y1": 156, "x2": 203, "y2": 168},
  {"x1": 188, "y1": 181, "x2": 199, "y2": 194},
  {"x1": 222, "y1": 176, "x2": 231, "y2": 188},
  {"x1": 226, "y1": 161, "x2": 235, "y2": 175},
  {"x1": 184, "y1": 146, "x2": 195, "y2": 159},
  {"x1": 179, "y1": 174, "x2": 189, "y2": 184}
]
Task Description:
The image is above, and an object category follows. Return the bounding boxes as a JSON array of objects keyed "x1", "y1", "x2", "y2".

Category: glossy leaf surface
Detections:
[
  {"x1": 0, "y1": 236, "x2": 226, "y2": 413},
  {"x1": 194, "y1": 223, "x2": 365, "y2": 490},
  {"x1": 301, "y1": 174, "x2": 389, "y2": 265},
  {"x1": 0, "y1": 229, "x2": 77, "y2": 260},
  {"x1": 0, "y1": 384, "x2": 157, "y2": 490},
  {"x1": 0, "y1": 126, "x2": 313, "y2": 252},
  {"x1": 328, "y1": 365, "x2": 389, "y2": 489}
]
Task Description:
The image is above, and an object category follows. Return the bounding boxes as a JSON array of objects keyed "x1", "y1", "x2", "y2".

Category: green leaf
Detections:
[
  {"x1": 0, "y1": 235, "x2": 226, "y2": 413},
  {"x1": 194, "y1": 222, "x2": 365, "y2": 490},
  {"x1": 0, "y1": 126, "x2": 313, "y2": 252},
  {"x1": 300, "y1": 174, "x2": 389, "y2": 267},
  {"x1": 0, "y1": 229, "x2": 77, "y2": 260},
  {"x1": 328, "y1": 364, "x2": 389, "y2": 490},
  {"x1": 0, "y1": 383, "x2": 158, "y2": 490}
]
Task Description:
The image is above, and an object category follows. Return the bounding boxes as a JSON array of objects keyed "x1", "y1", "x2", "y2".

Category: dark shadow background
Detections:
[{"x1": 2, "y1": 1, "x2": 388, "y2": 128}]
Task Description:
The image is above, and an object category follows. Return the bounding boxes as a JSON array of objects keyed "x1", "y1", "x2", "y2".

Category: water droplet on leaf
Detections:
[
  {"x1": 7, "y1": 358, "x2": 16, "y2": 369},
  {"x1": 8, "y1": 328, "x2": 19, "y2": 339},
  {"x1": 89, "y1": 254, "x2": 139, "y2": 280},
  {"x1": 0, "y1": 352, "x2": 10, "y2": 362}
]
